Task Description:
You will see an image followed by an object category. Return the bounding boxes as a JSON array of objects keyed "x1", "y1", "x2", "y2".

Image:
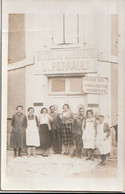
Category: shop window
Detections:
[
  {"x1": 50, "y1": 78, "x2": 82, "y2": 93},
  {"x1": 51, "y1": 79, "x2": 65, "y2": 92},
  {"x1": 69, "y1": 78, "x2": 82, "y2": 92},
  {"x1": 52, "y1": 14, "x2": 78, "y2": 45}
]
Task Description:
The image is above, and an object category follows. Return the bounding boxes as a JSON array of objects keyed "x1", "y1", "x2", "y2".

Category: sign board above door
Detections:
[
  {"x1": 35, "y1": 48, "x2": 97, "y2": 74},
  {"x1": 33, "y1": 102, "x2": 43, "y2": 106},
  {"x1": 83, "y1": 77, "x2": 108, "y2": 94}
]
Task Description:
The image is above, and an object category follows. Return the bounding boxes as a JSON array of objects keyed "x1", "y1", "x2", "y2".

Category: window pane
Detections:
[
  {"x1": 70, "y1": 78, "x2": 82, "y2": 92},
  {"x1": 52, "y1": 14, "x2": 63, "y2": 45},
  {"x1": 51, "y1": 79, "x2": 65, "y2": 92},
  {"x1": 65, "y1": 14, "x2": 77, "y2": 44}
]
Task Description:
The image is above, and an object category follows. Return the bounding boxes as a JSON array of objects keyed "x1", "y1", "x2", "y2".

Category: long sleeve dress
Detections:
[
  {"x1": 10, "y1": 113, "x2": 27, "y2": 149},
  {"x1": 96, "y1": 122, "x2": 111, "y2": 155},
  {"x1": 61, "y1": 110, "x2": 74, "y2": 145},
  {"x1": 39, "y1": 114, "x2": 52, "y2": 149}
]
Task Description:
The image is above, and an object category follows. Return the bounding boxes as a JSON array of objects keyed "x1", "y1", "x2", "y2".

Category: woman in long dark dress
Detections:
[
  {"x1": 61, "y1": 104, "x2": 74, "y2": 155},
  {"x1": 10, "y1": 105, "x2": 27, "y2": 157},
  {"x1": 39, "y1": 108, "x2": 52, "y2": 157}
]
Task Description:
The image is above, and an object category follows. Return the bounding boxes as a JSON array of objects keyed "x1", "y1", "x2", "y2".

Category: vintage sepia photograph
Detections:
[{"x1": 1, "y1": 0, "x2": 125, "y2": 192}]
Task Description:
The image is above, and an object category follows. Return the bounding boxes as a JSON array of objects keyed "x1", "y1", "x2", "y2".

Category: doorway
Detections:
[
  {"x1": 48, "y1": 77, "x2": 86, "y2": 113},
  {"x1": 49, "y1": 95, "x2": 86, "y2": 114}
]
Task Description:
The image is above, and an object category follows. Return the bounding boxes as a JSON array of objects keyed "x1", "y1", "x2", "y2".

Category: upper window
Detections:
[
  {"x1": 69, "y1": 78, "x2": 82, "y2": 93},
  {"x1": 52, "y1": 14, "x2": 79, "y2": 45},
  {"x1": 51, "y1": 79, "x2": 65, "y2": 92}
]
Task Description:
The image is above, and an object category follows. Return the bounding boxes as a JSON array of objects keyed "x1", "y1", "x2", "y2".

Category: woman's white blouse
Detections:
[{"x1": 39, "y1": 114, "x2": 50, "y2": 125}]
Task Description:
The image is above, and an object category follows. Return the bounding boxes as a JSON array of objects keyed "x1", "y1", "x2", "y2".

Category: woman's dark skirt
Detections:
[
  {"x1": 61, "y1": 124, "x2": 73, "y2": 145},
  {"x1": 10, "y1": 128, "x2": 26, "y2": 149},
  {"x1": 39, "y1": 124, "x2": 51, "y2": 149}
]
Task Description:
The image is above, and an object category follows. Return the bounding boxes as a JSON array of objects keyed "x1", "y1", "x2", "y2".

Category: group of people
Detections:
[{"x1": 10, "y1": 104, "x2": 111, "y2": 166}]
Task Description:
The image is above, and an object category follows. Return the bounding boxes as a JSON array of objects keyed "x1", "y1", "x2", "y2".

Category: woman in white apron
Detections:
[
  {"x1": 82, "y1": 109, "x2": 97, "y2": 161},
  {"x1": 96, "y1": 115, "x2": 111, "y2": 166},
  {"x1": 26, "y1": 107, "x2": 40, "y2": 157}
]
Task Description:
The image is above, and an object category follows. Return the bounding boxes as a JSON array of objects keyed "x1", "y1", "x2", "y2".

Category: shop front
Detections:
[
  {"x1": 31, "y1": 46, "x2": 112, "y2": 154},
  {"x1": 33, "y1": 47, "x2": 104, "y2": 115}
]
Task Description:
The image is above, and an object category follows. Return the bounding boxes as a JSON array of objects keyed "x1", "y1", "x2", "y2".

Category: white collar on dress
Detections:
[
  {"x1": 87, "y1": 117, "x2": 94, "y2": 122},
  {"x1": 62, "y1": 110, "x2": 70, "y2": 117}
]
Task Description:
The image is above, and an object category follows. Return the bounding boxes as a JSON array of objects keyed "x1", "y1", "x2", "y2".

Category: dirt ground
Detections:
[
  {"x1": 4, "y1": 150, "x2": 118, "y2": 190},
  {"x1": 6, "y1": 150, "x2": 117, "y2": 179}
]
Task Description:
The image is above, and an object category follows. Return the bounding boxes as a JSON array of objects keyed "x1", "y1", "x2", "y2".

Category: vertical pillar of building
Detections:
[
  {"x1": 107, "y1": 62, "x2": 112, "y2": 125},
  {"x1": 107, "y1": 16, "x2": 112, "y2": 126},
  {"x1": 42, "y1": 75, "x2": 49, "y2": 109},
  {"x1": 33, "y1": 74, "x2": 45, "y2": 116},
  {"x1": 25, "y1": 13, "x2": 34, "y2": 115},
  {"x1": 96, "y1": 15, "x2": 111, "y2": 124},
  {"x1": 106, "y1": 14, "x2": 112, "y2": 124},
  {"x1": 25, "y1": 14, "x2": 35, "y2": 62}
]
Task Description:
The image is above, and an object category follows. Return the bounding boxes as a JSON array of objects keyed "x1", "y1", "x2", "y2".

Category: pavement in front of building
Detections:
[
  {"x1": 6, "y1": 150, "x2": 117, "y2": 179},
  {"x1": 4, "y1": 150, "x2": 117, "y2": 190}
]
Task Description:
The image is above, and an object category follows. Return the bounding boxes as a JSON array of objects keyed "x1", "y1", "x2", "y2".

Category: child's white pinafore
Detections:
[
  {"x1": 96, "y1": 122, "x2": 111, "y2": 155},
  {"x1": 82, "y1": 118, "x2": 96, "y2": 149},
  {"x1": 26, "y1": 116, "x2": 40, "y2": 147}
]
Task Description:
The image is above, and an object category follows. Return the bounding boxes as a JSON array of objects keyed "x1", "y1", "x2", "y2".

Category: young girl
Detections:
[
  {"x1": 39, "y1": 108, "x2": 52, "y2": 157},
  {"x1": 82, "y1": 109, "x2": 97, "y2": 161},
  {"x1": 96, "y1": 115, "x2": 111, "y2": 166},
  {"x1": 26, "y1": 107, "x2": 40, "y2": 157}
]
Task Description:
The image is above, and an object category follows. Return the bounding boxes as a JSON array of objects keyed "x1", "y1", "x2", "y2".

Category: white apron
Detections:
[
  {"x1": 96, "y1": 123, "x2": 111, "y2": 155},
  {"x1": 26, "y1": 116, "x2": 40, "y2": 147},
  {"x1": 82, "y1": 118, "x2": 95, "y2": 149}
]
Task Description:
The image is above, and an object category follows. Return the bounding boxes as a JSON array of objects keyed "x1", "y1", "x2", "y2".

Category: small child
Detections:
[{"x1": 96, "y1": 115, "x2": 111, "y2": 166}]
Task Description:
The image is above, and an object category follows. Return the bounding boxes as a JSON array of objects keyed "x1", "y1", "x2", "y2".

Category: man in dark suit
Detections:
[
  {"x1": 50, "y1": 105, "x2": 62, "y2": 154},
  {"x1": 71, "y1": 107, "x2": 86, "y2": 159}
]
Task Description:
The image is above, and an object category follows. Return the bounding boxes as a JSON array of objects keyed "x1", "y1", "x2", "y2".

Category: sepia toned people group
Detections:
[{"x1": 10, "y1": 104, "x2": 112, "y2": 166}]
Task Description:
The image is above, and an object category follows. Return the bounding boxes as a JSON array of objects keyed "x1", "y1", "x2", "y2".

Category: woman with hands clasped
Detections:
[
  {"x1": 82, "y1": 109, "x2": 97, "y2": 161},
  {"x1": 26, "y1": 107, "x2": 40, "y2": 157},
  {"x1": 61, "y1": 104, "x2": 74, "y2": 155}
]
